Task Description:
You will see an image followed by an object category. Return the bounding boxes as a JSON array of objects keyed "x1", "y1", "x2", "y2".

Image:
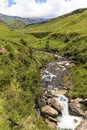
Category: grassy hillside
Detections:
[
  {"x1": 0, "y1": 8, "x2": 87, "y2": 130},
  {"x1": 0, "y1": 13, "x2": 49, "y2": 29},
  {"x1": 17, "y1": 9, "x2": 87, "y2": 98},
  {"x1": 0, "y1": 21, "x2": 55, "y2": 130}
]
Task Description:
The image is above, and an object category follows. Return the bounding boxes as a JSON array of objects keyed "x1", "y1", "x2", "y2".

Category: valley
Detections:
[{"x1": 0, "y1": 8, "x2": 87, "y2": 130}]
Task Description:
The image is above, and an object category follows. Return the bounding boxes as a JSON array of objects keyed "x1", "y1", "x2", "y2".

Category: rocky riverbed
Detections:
[{"x1": 39, "y1": 53, "x2": 87, "y2": 130}]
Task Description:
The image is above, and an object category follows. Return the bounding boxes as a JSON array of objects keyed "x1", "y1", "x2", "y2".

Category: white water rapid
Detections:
[
  {"x1": 55, "y1": 94, "x2": 83, "y2": 130},
  {"x1": 42, "y1": 70, "x2": 57, "y2": 82}
]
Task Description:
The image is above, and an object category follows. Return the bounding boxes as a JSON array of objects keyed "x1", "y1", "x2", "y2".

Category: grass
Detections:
[
  {"x1": 0, "y1": 9, "x2": 87, "y2": 129},
  {"x1": 0, "y1": 31, "x2": 54, "y2": 129},
  {"x1": 18, "y1": 9, "x2": 87, "y2": 98}
]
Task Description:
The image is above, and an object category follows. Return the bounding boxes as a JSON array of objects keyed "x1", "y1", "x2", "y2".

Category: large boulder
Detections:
[
  {"x1": 69, "y1": 99, "x2": 85, "y2": 116},
  {"x1": 48, "y1": 98, "x2": 63, "y2": 112},
  {"x1": 41, "y1": 105, "x2": 58, "y2": 117},
  {"x1": 75, "y1": 119, "x2": 87, "y2": 130}
]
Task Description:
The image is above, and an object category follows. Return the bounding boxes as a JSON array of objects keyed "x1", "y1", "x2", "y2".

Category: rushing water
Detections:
[
  {"x1": 55, "y1": 94, "x2": 82, "y2": 130},
  {"x1": 41, "y1": 53, "x2": 83, "y2": 130}
]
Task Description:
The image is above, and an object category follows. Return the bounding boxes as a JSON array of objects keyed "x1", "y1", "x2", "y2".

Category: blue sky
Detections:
[
  {"x1": 0, "y1": 0, "x2": 87, "y2": 18},
  {"x1": 8, "y1": 0, "x2": 70, "y2": 6},
  {"x1": 35, "y1": 0, "x2": 47, "y2": 3},
  {"x1": 8, "y1": 0, "x2": 47, "y2": 7},
  {"x1": 8, "y1": 0, "x2": 16, "y2": 7}
]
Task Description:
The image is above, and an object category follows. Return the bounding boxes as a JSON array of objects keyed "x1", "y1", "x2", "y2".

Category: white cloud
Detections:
[{"x1": 0, "y1": 0, "x2": 87, "y2": 18}]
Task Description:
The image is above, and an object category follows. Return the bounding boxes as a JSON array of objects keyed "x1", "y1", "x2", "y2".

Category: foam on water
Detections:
[
  {"x1": 58, "y1": 115, "x2": 82, "y2": 130},
  {"x1": 41, "y1": 70, "x2": 57, "y2": 82},
  {"x1": 55, "y1": 94, "x2": 83, "y2": 130}
]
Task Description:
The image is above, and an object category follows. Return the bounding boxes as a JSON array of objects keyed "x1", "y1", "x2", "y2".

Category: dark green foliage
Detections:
[
  {"x1": 30, "y1": 32, "x2": 49, "y2": 38},
  {"x1": 0, "y1": 39, "x2": 53, "y2": 130},
  {"x1": 20, "y1": 39, "x2": 27, "y2": 45},
  {"x1": 70, "y1": 65, "x2": 87, "y2": 98},
  {"x1": 29, "y1": 46, "x2": 33, "y2": 58},
  {"x1": 45, "y1": 41, "x2": 50, "y2": 51}
]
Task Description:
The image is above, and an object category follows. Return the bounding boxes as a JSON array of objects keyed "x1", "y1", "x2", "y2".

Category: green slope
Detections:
[
  {"x1": 0, "y1": 8, "x2": 87, "y2": 130},
  {"x1": 0, "y1": 21, "x2": 55, "y2": 130},
  {"x1": 18, "y1": 9, "x2": 87, "y2": 98},
  {"x1": 0, "y1": 13, "x2": 49, "y2": 29},
  {"x1": 23, "y1": 9, "x2": 87, "y2": 33}
]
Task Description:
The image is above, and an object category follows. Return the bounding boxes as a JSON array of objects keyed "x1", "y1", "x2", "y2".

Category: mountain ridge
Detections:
[
  {"x1": 0, "y1": 8, "x2": 87, "y2": 29},
  {"x1": 0, "y1": 13, "x2": 51, "y2": 29}
]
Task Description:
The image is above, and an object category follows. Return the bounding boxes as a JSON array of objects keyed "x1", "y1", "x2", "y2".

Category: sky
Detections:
[
  {"x1": 0, "y1": 0, "x2": 87, "y2": 18},
  {"x1": 8, "y1": 0, "x2": 16, "y2": 7}
]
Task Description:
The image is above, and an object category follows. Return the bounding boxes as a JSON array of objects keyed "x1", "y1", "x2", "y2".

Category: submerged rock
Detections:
[{"x1": 74, "y1": 119, "x2": 78, "y2": 123}]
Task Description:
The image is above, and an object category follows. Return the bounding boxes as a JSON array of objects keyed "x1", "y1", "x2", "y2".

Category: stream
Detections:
[{"x1": 41, "y1": 53, "x2": 83, "y2": 130}]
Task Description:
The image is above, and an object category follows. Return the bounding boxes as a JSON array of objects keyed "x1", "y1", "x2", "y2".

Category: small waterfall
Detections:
[
  {"x1": 56, "y1": 94, "x2": 83, "y2": 130},
  {"x1": 56, "y1": 94, "x2": 69, "y2": 115}
]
